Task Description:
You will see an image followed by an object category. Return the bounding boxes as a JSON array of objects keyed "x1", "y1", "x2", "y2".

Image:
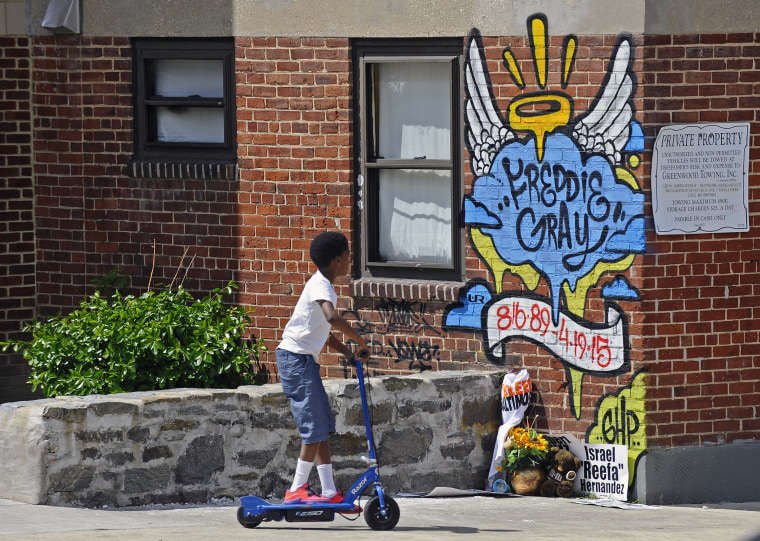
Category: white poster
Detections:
[
  {"x1": 652, "y1": 122, "x2": 749, "y2": 235},
  {"x1": 545, "y1": 434, "x2": 629, "y2": 501}
]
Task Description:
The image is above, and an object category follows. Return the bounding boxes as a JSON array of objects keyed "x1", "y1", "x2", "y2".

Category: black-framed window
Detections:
[
  {"x1": 132, "y1": 38, "x2": 236, "y2": 163},
  {"x1": 353, "y1": 39, "x2": 464, "y2": 281}
]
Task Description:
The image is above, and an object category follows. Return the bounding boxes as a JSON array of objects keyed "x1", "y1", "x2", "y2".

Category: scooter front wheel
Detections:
[
  {"x1": 237, "y1": 505, "x2": 264, "y2": 529},
  {"x1": 364, "y1": 495, "x2": 400, "y2": 531}
]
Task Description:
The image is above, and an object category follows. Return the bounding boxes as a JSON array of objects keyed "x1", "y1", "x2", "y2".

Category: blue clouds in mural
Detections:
[
  {"x1": 606, "y1": 216, "x2": 646, "y2": 253},
  {"x1": 444, "y1": 280, "x2": 493, "y2": 330},
  {"x1": 463, "y1": 196, "x2": 500, "y2": 228},
  {"x1": 466, "y1": 132, "x2": 645, "y2": 321},
  {"x1": 602, "y1": 276, "x2": 641, "y2": 301}
]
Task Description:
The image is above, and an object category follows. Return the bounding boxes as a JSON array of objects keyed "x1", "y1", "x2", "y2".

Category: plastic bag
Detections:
[{"x1": 486, "y1": 369, "x2": 532, "y2": 490}]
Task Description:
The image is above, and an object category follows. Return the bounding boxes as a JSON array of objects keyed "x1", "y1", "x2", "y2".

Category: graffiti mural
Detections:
[
  {"x1": 586, "y1": 370, "x2": 648, "y2": 488},
  {"x1": 444, "y1": 14, "x2": 646, "y2": 419},
  {"x1": 343, "y1": 299, "x2": 441, "y2": 371}
]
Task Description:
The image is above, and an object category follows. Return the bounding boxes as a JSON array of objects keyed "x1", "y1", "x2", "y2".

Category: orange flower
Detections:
[{"x1": 500, "y1": 423, "x2": 549, "y2": 472}]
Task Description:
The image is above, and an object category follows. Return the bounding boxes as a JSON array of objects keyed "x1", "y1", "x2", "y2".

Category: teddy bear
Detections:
[{"x1": 539, "y1": 447, "x2": 582, "y2": 498}]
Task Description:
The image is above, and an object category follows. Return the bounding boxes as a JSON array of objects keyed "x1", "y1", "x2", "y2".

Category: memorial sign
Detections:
[
  {"x1": 652, "y1": 122, "x2": 749, "y2": 235},
  {"x1": 545, "y1": 433, "x2": 629, "y2": 500}
]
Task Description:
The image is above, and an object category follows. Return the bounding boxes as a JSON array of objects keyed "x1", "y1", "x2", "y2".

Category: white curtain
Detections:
[
  {"x1": 375, "y1": 62, "x2": 452, "y2": 263},
  {"x1": 379, "y1": 169, "x2": 452, "y2": 265},
  {"x1": 154, "y1": 59, "x2": 224, "y2": 143},
  {"x1": 156, "y1": 107, "x2": 224, "y2": 143},
  {"x1": 377, "y1": 62, "x2": 450, "y2": 159}
]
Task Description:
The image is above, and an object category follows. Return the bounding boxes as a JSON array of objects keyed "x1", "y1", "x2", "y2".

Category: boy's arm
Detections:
[
  {"x1": 326, "y1": 333, "x2": 354, "y2": 359},
  {"x1": 318, "y1": 300, "x2": 369, "y2": 359}
]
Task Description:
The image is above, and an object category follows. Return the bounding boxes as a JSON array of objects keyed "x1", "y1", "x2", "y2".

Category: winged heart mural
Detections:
[{"x1": 444, "y1": 15, "x2": 646, "y2": 418}]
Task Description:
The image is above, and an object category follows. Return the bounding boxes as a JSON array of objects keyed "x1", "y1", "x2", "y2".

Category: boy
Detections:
[{"x1": 276, "y1": 231, "x2": 369, "y2": 504}]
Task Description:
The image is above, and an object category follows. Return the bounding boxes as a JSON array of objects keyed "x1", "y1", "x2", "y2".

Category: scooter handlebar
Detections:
[{"x1": 350, "y1": 349, "x2": 369, "y2": 366}]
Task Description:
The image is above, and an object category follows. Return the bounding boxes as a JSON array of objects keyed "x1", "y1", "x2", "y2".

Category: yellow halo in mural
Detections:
[{"x1": 507, "y1": 93, "x2": 571, "y2": 162}]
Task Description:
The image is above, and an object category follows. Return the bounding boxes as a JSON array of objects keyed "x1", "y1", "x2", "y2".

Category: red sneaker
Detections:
[
  {"x1": 300, "y1": 493, "x2": 330, "y2": 504},
  {"x1": 284, "y1": 483, "x2": 312, "y2": 503},
  {"x1": 322, "y1": 490, "x2": 344, "y2": 504},
  {"x1": 301, "y1": 490, "x2": 343, "y2": 505}
]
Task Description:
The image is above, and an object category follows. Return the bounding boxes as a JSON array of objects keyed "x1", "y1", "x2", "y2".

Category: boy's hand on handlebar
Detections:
[{"x1": 347, "y1": 347, "x2": 369, "y2": 367}]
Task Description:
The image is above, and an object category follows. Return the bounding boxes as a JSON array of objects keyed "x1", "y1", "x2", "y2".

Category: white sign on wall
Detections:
[
  {"x1": 652, "y1": 122, "x2": 749, "y2": 235},
  {"x1": 546, "y1": 434, "x2": 629, "y2": 501}
]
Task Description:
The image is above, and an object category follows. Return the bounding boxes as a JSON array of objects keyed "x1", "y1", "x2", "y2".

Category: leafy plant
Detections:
[
  {"x1": 1, "y1": 281, "x2": 267, "y2": 397},
  {"x1": 496, "y1": 424, "x2": 549, "y2": 473},
  {"x1": 91, "y1": 267, "x2": 133, "y2": 299}
]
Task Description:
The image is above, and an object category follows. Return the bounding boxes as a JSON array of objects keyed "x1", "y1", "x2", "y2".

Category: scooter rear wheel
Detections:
[
  {"x1": 237, "y1": 505, "x2": 264, "y2": 529},
  {"x1": 364, "y1": 495, "x2": 400, "y2": 530}
]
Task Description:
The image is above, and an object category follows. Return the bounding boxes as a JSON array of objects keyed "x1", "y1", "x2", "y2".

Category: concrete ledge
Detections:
[
  {"x1": 0, "y1": 370, "x2": 502, "y2": 507},
  {"x1": 631, "y1": 442, "x2": 760, "y2": 505}
]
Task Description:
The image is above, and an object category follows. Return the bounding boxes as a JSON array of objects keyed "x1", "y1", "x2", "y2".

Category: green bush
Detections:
[{"x1": 1, "y1": 281, "x2": 267, "y2": 397}]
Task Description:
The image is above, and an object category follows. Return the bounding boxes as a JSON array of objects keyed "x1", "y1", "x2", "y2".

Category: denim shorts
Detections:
[{"x1": 276, "y1": 348, "x2": 335, "y2": 444}]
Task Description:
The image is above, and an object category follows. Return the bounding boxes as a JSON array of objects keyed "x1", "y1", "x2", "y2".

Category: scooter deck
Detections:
[{"x1": 240, "y1": 495, "x2": 362, "y2": 514}]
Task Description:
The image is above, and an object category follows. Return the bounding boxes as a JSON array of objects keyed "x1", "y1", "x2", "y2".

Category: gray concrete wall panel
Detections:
[
  {"x1": 632, "y1": 443, "x2": 760, "y2": 505},
  {"x1": 27, "y1": 0, "x2": 760, "y2": 38},
  {"x1": 644, "y1": 0, "x2": 760, "y2": 34}
]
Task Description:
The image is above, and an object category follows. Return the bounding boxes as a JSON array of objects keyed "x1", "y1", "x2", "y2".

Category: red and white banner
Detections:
[{"x1": 485, "y1": 296, "x2": 626, "y2": 372}]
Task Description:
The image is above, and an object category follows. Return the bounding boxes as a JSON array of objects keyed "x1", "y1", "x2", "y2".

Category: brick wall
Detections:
[
  {"x1": 32, "y1": 36, "x2": 133, "y2": 316},
  {"x1": 233, "y1": 37, "x2": 473, "y2": 380},
  {"x1": 234, "y1": 37, "x2": 355, "y2": 374},
  {"x1": 27, "y1": 35, "x2": 485, "y2": 387},
  {"x1": 4, "y1": 31, "x2": 759, "y2": 455},
  {"x1": 0, "y1": 36, "x2": 36, "y2": 403},
  {"x1": 638, "y1": 32, "x2": 760, "y2": 448}
]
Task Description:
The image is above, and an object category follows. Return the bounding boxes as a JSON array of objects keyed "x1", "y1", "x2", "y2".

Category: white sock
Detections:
[
  {"x1": 317, "y1": 463, "x2": 337, "y2": 497},
  {"x1": 290, "y1": 459, "x2": 314, "y2": 491}
]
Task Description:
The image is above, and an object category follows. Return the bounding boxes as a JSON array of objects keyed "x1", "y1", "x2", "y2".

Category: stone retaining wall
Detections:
[{"x1": 0, "y1": 370, "x2": 501, "y2": 507}]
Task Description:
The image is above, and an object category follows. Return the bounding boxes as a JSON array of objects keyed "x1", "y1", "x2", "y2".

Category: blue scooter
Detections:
[{"x1": 237, "y1": 357, "x2": 400, "y2": 531}]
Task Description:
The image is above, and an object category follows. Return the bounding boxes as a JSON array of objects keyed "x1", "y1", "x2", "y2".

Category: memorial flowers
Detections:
[{"x1": 496, "y1": 422, "x2": 549, "y2": 473}]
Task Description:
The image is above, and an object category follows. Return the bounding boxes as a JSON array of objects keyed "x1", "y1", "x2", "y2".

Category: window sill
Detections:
[
  {"x1": 128, "y1": 160, "x2": 238, "y2": 181},
  {"x1": 350, "y1": 278, "x2": 463, "y2": 303}
]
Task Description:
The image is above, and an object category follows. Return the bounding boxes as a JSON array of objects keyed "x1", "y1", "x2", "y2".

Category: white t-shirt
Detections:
[{"x1": 279, "y1": 270, "x2": 337, "y2": 360}]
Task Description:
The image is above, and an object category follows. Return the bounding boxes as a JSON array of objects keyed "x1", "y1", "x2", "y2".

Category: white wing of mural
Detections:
[
  {"x1": 572, "y1": 39, "x2": 634, "y2": 165},
  {"x1": 465, "y1": 38, "x2": 516, "y2": 176}
]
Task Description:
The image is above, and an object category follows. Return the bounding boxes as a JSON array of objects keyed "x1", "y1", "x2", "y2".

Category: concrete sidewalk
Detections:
[{"x1": 1, "y1": 495, "x2": 759, "y2": 541}]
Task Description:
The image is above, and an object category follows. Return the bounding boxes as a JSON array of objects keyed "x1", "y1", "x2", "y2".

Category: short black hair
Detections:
[{"x1": 309, "y1": 232, "x2": 349, "y2": 269}]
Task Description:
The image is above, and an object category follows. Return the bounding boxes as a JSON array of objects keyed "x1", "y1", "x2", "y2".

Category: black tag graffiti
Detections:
[{"x1": 342, "y1": 299, "x2": 440, "y2": 371}]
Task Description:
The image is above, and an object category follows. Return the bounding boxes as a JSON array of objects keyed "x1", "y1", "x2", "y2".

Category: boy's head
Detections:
[{"x1": 309, "y1": 232, "x2": 349, "y2": 270}]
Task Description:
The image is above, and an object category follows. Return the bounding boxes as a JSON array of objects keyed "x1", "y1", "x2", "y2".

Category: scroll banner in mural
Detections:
[
  {"x1": 485, "y1": 296, "x2": 626, "y2": 372},
  {"x1": 546, "y1": 434, "x2": 628, "y2": 501},
  {"x1": 652, "y1": 122, "x2": 750, "y2": 235}
]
